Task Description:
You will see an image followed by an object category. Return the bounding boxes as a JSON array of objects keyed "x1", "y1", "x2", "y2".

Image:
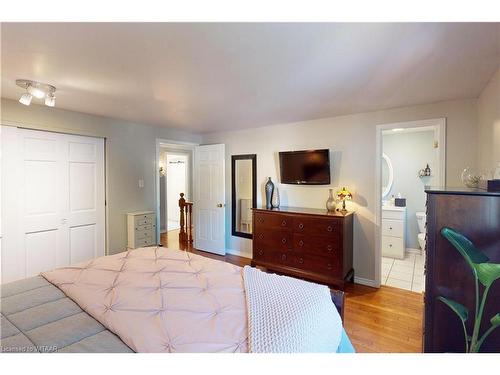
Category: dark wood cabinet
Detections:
[
  {"x1": 424, "y1": 187, "x2": 500, "y2": 352},
  {"x1": 251, "y1": 207, "x2": 354, "y2": 289}
]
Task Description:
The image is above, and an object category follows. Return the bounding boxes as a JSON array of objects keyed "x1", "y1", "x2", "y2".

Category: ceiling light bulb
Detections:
[
  {"x1": 45, "y1": 95, "x2": 56, "y2": 107},
  {"x1": 19, "y1": 93, "x2": 33, "y2": 106},
  {"x1": 27, "y1": 85, "x2": 46, "y2": 99}
]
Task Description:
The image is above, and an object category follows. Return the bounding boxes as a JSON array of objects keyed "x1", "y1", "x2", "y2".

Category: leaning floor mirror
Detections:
[{"x1": 231, "y1": 154, "x2": 257, "y2": 239}]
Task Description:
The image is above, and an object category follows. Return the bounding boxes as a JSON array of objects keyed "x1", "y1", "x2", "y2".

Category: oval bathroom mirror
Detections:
[{"x1": 381, "y1": 153, "x2": 394, "y2": 198}]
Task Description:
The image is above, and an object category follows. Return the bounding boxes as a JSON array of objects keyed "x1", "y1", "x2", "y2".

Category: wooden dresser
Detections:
[
  {"x1": 424, "y1": 188, "x2": 500, "y2": 352},
  {"x1": 251, "y1": 207, "x2": 354, "y2": 289}
]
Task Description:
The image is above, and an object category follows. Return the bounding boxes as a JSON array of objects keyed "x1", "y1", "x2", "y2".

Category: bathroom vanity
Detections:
[{"x1": 381, "y1": 205, "x2": 406, "y2": 259}]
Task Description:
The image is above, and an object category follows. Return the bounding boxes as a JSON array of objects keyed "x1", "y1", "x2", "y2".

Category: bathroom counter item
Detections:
[
  {"x1": 381, "y1": 206, "x2": 406, "y2": 259},
  {"x1": 424, "y1": 189, "x2": 500, "y2": 352}
]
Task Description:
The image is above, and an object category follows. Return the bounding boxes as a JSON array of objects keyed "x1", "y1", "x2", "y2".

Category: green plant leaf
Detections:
[
  {"x1": 472, "y1": 263, "x2": 500, "y2": 287},
  {"x1": 437, "y1": 296, "x2": 469, "y2": 322},
  {"x1": 491, "y1": 313, "x2": 500, "y2": 327},
  {"x1": 440, "y1": 227, "x2": 489, "y2": 269}
]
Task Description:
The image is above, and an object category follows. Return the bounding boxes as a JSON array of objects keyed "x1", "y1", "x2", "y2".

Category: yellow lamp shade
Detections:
[{"x1": 336, "y1": 187, "x2": 353, "y2": 201}]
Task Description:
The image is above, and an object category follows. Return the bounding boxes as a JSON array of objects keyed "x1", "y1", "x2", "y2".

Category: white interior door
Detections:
[
  {"x1": 194, "y1": 144, "x2": 225, "y2": 255},
  {"x1": 1, "y1": 127, "x2": 105, "y2": 283}
]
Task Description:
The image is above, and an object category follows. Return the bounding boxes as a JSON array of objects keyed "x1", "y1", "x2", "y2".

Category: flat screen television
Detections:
[{"x1": 279, "y1": 149, "x2": 330, "y2": 185}]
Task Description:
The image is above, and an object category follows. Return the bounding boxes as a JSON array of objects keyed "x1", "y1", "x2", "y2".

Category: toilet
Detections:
[{"x1": 416, "y1": 211, "x2": 426, "y2": 250}]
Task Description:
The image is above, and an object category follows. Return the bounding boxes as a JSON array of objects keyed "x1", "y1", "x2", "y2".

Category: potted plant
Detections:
[{"x1": 439, "y1": 227, "x2": 500, "y2": 353}]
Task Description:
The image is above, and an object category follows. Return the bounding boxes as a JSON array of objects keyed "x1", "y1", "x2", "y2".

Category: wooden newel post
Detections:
[
  {"x1": 179, "y1": 193, "x2": 186, "y2": 243},
  {"x1": 187, "y1": 203, "x2": 193, "y2": 243}
]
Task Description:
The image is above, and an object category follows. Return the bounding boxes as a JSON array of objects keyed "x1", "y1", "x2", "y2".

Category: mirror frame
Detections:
[
  {"x1": 381, "y1": 153, "x2": 394, "y2": 198},
  {"x1": 231, "y1": 154, "x2": 257, "y2": 239}
]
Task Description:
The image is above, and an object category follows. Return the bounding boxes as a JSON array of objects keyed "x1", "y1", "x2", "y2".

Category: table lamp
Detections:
[{"x1": 336, "y1": 187, "x2": 353, "y2": 214}]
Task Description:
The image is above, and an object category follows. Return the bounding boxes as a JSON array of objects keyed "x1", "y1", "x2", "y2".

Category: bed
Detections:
[{"x1": 1, "y1": 247, "x2": 355, "y2": 353}]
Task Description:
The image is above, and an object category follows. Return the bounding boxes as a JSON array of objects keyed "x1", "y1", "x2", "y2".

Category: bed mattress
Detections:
[{"x1": 1, "y1": 276, "x2": 132, "y2": 353}]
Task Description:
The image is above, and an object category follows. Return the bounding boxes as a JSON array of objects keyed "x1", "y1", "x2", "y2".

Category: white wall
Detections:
[
  {"x1": 1, "y1": 98, "x2": 201, "y2": 254},
  {"x1": 203, "y1": 98, "x2": 478, "y2": 282},
  {"x1": 477, "y1": 66, "x2": 500, "y2": 173},
  {"x1": 383, "y1": 130, "x2": 437, "y2": 249}
]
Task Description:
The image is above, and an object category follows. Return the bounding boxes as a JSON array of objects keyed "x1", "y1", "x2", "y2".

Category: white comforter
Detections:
[
  {"x1": 243, "y1": 266, "x2": 342, "y2": 352},
  {"x1": 42, "y1": 247, "x2": 342, "y2": 353}
]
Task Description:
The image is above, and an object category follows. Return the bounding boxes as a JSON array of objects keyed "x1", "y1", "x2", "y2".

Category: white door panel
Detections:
[
  {"x1": 194, "y1": 144, "x2": 225, "y2": 255},
  {"x1": 1, "y1": 127, "x2": 105, "y2": 283}
]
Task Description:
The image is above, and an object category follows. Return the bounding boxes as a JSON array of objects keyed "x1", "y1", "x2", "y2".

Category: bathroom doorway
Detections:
[{"x1": 375, "y1": 119, "x2": 446, "y2": 291}]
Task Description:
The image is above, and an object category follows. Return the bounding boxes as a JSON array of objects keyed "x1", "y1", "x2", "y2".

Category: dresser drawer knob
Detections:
[
  {"x1": 281, "y1": 254, "x2": 287, "y2": 261},
  {"x1": 281, "y1": 220, "x2": 287, "y2": 226},
  {"x1": 299, "y1": 240, "x2": 304, "y2": 247},
  {"x1": 389, "y1": 244, "x2": 393, "y2": 247},
  {"x1": 327, "y1": 225, "x2": 333, "y2": 232},
  {"x1": 258, "y1": 250, "x2": 263, "y2": 256},
  {"x1": 389, "y1": 227, "x2": 393, "y2": 230},
  {"x1": 327, "y1": 245, "x2": 333, "y2": 251},
  {"x1": 298, "y1": 257, "x2": 304, "y2": 264},
  {"x1": 298, "y1": 223, "x2": 304, "y2": 229},
  {"x1": 281, "y1": 238, "x2": 287, "y2": 244}
]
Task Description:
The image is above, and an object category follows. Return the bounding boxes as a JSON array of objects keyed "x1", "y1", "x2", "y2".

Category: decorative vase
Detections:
[
  {"x1": 326, "y1": 189, "x2": 336, "y2": 212},
  {"x1": 461, "y1": 167, "x2": 481, "y2": 188},
  {"x1": 271, "y1": 186, "x2": 280, "y2": 208},
  {"x1": 265, "y1": 177, "x2": 274, "y2": 209}
]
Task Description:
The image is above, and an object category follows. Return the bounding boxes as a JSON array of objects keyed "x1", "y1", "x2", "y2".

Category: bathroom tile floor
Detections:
[{"x1": 382, "y1": 252, "x2": 425, "y2": 293}]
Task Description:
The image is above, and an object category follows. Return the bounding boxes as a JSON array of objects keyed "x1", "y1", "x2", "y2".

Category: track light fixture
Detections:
[{"x1": 16, "y1": 79, "x2": 56, "y2": 107}]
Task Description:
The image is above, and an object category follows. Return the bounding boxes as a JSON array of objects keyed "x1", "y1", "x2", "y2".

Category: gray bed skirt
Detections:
[{"x1": 0, "y1": 276, "x2": 133, "y2": 353}]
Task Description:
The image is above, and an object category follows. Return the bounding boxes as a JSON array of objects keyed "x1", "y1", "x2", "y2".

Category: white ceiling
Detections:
[{"x1": 1, "y1": 23, "x2": 499, "y2": 133}]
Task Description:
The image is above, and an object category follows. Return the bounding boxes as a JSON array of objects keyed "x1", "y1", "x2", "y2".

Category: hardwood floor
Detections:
[{"x1": 160, "y1": 229, "x2": 423, "y2": 353}]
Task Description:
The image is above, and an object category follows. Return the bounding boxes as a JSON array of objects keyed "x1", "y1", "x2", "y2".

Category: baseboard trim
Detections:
[
  {"x1": 354, "y1": 277, "x2": 379, "y2": 288},
  {"x1": 225, "y1": 248, "x2": 252, "y2": 259}
]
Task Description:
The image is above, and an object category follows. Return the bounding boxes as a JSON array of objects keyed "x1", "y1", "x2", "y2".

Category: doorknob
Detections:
[{"x1": 217, "y1": 203, "x2": 223, "y2": 208}]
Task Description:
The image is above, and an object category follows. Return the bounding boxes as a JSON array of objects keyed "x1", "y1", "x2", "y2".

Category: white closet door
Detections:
[
  {"x1": 1, "y1": 127, "x2": 105, "y2": 283},
  {"x1": 66, "y1": 134, "x2": 105, "y2": 264},
  {"x1": 20, "y1": 129, "x2": 67, "y2": 276}
]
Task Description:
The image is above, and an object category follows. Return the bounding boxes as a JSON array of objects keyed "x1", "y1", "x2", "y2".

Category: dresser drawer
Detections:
[
  {"x1": 293, "y1": 217, "x2": 341, "y2": 236},
  {"x1": 293, "y1": 233, "x2": 340, "y2": 257},
  {"x1": 253, "y1": 248, "x2": 294, "y2": 267},
  {"x1": 382, "y1": 209, "x2": 405, "y2": 220},
  {"x1": 293, "y1": 253, "x2": 341, "y2": 275},
  {"x1": 135, "y1": 236, "x2": 155, "y2": 248},
  {"x1": 135, "y1": 215, "x2": 155, "y2": 226},
  {"x1": 134, "y1": 224, "x2": 154, "y2": 231},
  {"x1": 381, "y1": 235, "x2": 404, "y2": 259},
  {"x1": 135, "y1": 229, "x2": 154, "y2": 240},
  {"x1": 382, "y1": 219, "x2": 404, "y2": 238},
  {"x1": 254, "y1": 228, "x2": 292, "y2": 251},
  {"x1": 254, "y1": 212, "x2": 293, "y2": 230}
]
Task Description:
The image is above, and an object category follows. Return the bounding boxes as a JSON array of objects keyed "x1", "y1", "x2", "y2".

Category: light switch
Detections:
[{"x1": 138, "y1": 179, "x2": 144, "y2": 188}]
